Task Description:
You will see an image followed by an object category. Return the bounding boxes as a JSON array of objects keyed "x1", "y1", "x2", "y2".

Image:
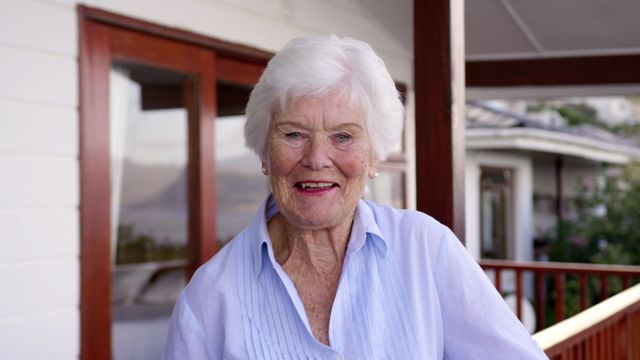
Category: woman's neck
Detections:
[{"x1": 269, "y1": 212, "x2": 354, "y2": 277}]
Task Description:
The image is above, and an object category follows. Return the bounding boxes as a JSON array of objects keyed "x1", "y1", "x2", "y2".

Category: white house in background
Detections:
[{"x1": 464, "y1": 102, "x2": 640, "y2": 262}]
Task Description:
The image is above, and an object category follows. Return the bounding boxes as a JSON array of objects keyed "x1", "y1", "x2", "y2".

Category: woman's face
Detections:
[{"x1": 266, "y1": 93, "x2": 377, "y2": 231}]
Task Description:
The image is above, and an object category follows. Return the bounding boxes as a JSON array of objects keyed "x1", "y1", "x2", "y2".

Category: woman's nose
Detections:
[{"x1": 301, "y1": 136, "x2": 332, "y2": 170}]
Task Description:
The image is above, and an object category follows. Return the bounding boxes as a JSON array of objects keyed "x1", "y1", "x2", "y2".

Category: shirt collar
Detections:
[
  {"x1": 252, "y1": 194, "x2": 279, "y2": 279},
  {"x1": 251, "y1": 196, "x2": 388, "y2": 279},
  {"x1": 348, "y1": 199, "x2": 388, "y2": 254}
]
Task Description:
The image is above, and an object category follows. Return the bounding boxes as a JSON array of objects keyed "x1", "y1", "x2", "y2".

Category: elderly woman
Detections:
[{"x1": 163, "y1": 36, "x2": 547, "y2": 359}]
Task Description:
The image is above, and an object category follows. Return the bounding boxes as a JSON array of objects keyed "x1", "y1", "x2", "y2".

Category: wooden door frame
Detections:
[{"x1": 78, "y1": 6, "x2": 268, "y2": 359}]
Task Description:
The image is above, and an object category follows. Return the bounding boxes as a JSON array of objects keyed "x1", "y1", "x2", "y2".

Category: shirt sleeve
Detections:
[
  {"x1": 162, "y1": 291, "x2": 211, "y2": 360},
  {"x1": 434, "y1": 228, "x2": 549, "y2": 360}
]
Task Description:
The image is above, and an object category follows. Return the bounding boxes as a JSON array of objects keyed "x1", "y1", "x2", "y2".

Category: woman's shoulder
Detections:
[
  {"x1": 362, "y1": 200, "x2": 450, "y2": 237},
  {"x1": 184, "y1": 208, "x2": 265, "y2": 296},
  {"x1": 180, "y1": 229, "x2": 253, "y2": 312},
  {"x1": 183, "y1": 241, "x2": 236, "y2": 298}
]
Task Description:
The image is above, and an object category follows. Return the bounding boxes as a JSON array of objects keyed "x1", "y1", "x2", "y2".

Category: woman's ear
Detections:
[
  {"x1": 260, "y1": 150, "x2": 270, "y2": 176},
  {"x1": 368, "y1": 158, "x2": 379, "y2": 179}
]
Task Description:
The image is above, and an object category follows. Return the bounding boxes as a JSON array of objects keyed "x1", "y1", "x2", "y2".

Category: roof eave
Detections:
[{"x1": 466, "y1": 127, "x2": 640, "y2": 165}]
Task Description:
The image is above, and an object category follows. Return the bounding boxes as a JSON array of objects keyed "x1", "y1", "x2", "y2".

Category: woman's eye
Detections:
[
  {"x1": 285, "y1": 132, "x2": 302, "y2": 140},
  {"x1": 333, "y1": 133, "x2": 352, "y2": 144}
]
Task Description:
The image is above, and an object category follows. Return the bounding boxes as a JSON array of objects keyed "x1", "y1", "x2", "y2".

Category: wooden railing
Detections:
[
  {"x1": 532, "y1": 283, "x2": 640, "y2": 359},
  {"x1": 479, "y1": 259, "x2": 640, "y2": 331}
]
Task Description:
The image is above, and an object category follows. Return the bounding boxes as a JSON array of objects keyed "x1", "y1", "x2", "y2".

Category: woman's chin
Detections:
[
  {"x1": 274, "y1": 186, "x2": 361, "y2": 230},
  {"x1": 283, "y1": 206, "x2": 353, "y2": 231}
]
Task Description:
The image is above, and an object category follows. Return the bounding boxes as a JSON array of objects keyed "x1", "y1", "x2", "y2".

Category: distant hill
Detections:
[{"x1": 117, "y1": 156, "x2": 268, "y2": 246}]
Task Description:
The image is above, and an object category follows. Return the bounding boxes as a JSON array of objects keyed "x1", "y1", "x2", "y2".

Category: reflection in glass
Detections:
[
  {"x1": 215, "y1": 82, "x2": 269, "y2": 247},
  {"x1": 365, "y1": 169, "x2": 405, "y2": 209},
  {"x1": 110, "y1": 65, "x2": 188, "y2": 360}
]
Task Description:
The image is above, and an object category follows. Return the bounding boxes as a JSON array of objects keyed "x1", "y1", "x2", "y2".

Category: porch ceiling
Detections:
[{"x1": 465, "y1": 0, "x2": 640, "y2": 61}]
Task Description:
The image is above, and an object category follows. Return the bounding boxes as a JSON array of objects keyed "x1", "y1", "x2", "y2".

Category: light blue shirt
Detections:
[{"x1": 163, "y1": 196, "x2": 547, "y2": 359}]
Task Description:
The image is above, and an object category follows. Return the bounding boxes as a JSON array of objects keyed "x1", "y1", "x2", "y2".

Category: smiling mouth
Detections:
[{"x1": 295, "y1": 182, "x2": 338, "y2": 190}]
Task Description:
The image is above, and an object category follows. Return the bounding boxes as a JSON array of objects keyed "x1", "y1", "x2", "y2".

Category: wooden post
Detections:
[{"x1": 414, "y1": 0, "x2": 466, "y2": 241}]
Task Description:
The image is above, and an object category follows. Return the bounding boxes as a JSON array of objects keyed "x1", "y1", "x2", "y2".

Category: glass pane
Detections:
[
  {"x1": 365, "y1": 169, "x2": 405, "y2": 208},
  {"x1": 110, "y1": 64, "x2": 188, "y2": 360},
  {"x1": 216, "y1": 82, "x2": 269, "y2": 246}
]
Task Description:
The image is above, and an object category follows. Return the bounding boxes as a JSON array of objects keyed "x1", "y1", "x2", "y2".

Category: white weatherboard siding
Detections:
[
  {"x1": 0, "y1": 46, "x2": 77, "y2": 106},
  {"x1": 0, "y1": 0, "x2": 414, "y2": 358},
  {"x1": 0, "y1": 100, "x2": 78, "y2": 156},
  {"x1": 0, "y1": 259, "x2": 79, "y2": 318},
  {"x1": 0, "y1": 308, "x2": 79, "y2": 360},
  {"x1": 79, "y1": 0, "x2": 413, "y2": 84},
  {"x1": 0, "y1": 0, "x2": 80, "y2": 359},
  {"x1": 0, "y1": 155, "x2": 79, "y2": 207},
  {"x1": 0, "y1": 0, "x2": 77, "y2": 56},
  {"x1": 0, "y1": 209, "x2": 79, "y2": 262}
]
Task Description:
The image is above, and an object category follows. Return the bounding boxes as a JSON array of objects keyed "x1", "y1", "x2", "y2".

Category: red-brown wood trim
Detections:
[
  {"x1": 79, "y1": 19, "x2": 112, "y2": 360},
  {"x1": 78, "y1": 5, "x2": 272, "y2": 64},
  {"x1": 542, "y1": 300, "x2": 640, "y2": 357},
  {"x1": 184, "y1": 80, "x2": 198, "y2": 278},
  {"x1": 79, "y1": 9, "x2": 228, "y2": 359},
  {"x1": 105, "y1": 23, "x2": 215, "y2": 73},
  {"x1": 466, "y1": 54, "x2": 640, "y2": 87},
  {"x1": 535, "y1": 273, "x2": 546, "y2": 331},
  {"x1": 185, "y1": 50, "x2": 218, "y2": 277},
  {"x1": 414, "y1": 0, "x2": 466, "y2": 240},
  {"x1": 479, "y1": 259, "x2": 640, "y2": 275},
  {"x1": 217, "y1": 56, "x2": 265, "y2": 86}
]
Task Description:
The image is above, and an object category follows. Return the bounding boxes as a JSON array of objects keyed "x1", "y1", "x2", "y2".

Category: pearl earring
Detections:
[{"x1": 261, "y1": 166, "x2": 268, "y2": 175}]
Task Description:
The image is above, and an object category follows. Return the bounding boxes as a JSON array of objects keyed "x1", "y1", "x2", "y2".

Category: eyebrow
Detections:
[{"x1": 274, "y1": 121, "x2": 364, "y2": 131}]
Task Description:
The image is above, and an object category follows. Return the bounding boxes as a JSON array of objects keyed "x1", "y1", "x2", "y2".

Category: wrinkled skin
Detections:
[
  {"x1": 265, "y1": 93, "x2": 377, "y2": 231},
  {"x1": 264, "y1": 92, "x2": 378, "y2": 345}
]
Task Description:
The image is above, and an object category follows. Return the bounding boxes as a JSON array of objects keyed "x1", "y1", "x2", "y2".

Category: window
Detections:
[{"x1": 80, "y1": 9, "x2": 268, "y2": 359}]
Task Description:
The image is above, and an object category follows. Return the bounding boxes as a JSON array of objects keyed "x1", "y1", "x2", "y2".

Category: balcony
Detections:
[{"x1": 479, "y1": 259, "x2": 640, "y2": 359}]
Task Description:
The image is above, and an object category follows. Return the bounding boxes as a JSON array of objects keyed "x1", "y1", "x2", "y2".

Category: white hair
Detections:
[{"x1": 244, "y1": 35, "x2": 404, "y2": 162}]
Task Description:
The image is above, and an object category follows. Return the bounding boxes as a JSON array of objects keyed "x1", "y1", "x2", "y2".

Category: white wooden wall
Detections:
[
  {"x1": 0, "y1": 0, "x2": 413, "y2": 358},
  {"x1": 83, "y1": 0, "x2": 413, "y2": 84},
  {"x1": 0, "y1": 0, "x2": 79, "y2": 358}
]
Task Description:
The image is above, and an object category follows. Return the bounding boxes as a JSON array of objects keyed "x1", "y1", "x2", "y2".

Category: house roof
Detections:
[{"x1": 466, "y1": 102, "x2": 640, "y2": 164}]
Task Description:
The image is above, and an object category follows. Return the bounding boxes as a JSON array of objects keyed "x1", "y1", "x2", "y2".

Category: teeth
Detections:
[{"x1": 299, "y1": 182, "x2": 334, "y2": 189}]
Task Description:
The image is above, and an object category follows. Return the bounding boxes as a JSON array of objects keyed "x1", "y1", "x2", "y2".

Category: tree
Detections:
[
  {"x1": 549, "y1": 162, "x2": 640, "y2": 266},
  {"x1": 542, "y1": 162, "x2": 640, "y2": 323}
]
